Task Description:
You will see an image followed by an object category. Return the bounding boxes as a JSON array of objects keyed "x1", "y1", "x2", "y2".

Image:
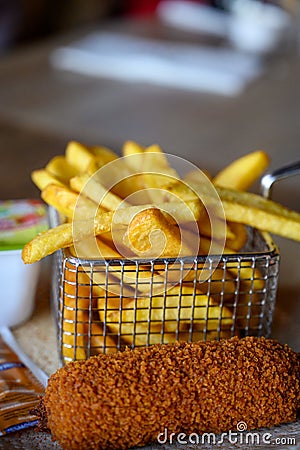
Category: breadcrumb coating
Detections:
[{"x1": 41, "y1": 336, "x2": 300, "y2": 450}]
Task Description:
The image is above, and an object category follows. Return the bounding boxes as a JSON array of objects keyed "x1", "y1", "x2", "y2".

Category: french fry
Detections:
[
  {"x1": 184, "y1": 267, "x2": 236, "y2": 301},
  {"x1": 22, "y1": 199, "x2": 203, "y2": 264},
  {"x1": 62, "y1": 263, "x2": 94, "y2": 361},
  {"x1": 119, "y1": 327, "x2": 232, "y2": 347},
  {"x1": 216, "y1": 186, "x2": 300, "y2": 242},
  {"x1": 163, "y1": 179, "x2": 200, "y2": 203},
  {"x1": 120, "y1": 141, "x2": 147, "y2": 196},
  {"x1": 22, "y1": 223, "x2": 74, "y2": 264},
  {"x1": 198, "y1": 215, "x2": 227, "y2": 240},
  {"x1": 122, "y1": 140, "x2": 145, "y2": 164},
  {"x1": 143, "y1": 144, "x2": 178, "y2": 187},
  {"x1": 70, "y1": 173, "x2": 127, "y2": 211},
  {"x1": 142, "y1": 144, "x2": 179, "y2": 203},
  {"x1": 112, "y1": 175, "x2": 148, "y2": 203},
  {"x1": 100, "y1": 285, "x2": 233, "y2": 346},
  {"x1": 25, "y1": 220, "x2": 118, "y2": 265},
  {"x1": 31, "y1": 169, "x2": 65, "y2": 190},
  {"x1": 86, "y1": 149, "x2": 119, "y2": 176},
  {"x1": 41, "y1": 184, "x2": 97, "y2": 220},
  {"x1": 20, "y1": 215, "x2": 119, "y2": 264},
  {"x1": 167, "y1": 181, "x2": 300, "y2": 242},
  {"x1": 91, "y1": 145, "x2": 118, "y2": 165},
  {"x1": 89, "y1": 322, "x2": 118, "y2": 355},
  {"x1": 211, "y1": 151, "x2": 268, "y2": 251},
  {"x1": 182, "y1": 215, "x2": 233, "y2": 244},
  {"x1": 225, "y1": 221, "x2": 248, "y2": 251},
  {"x1": 71, "y1": 236, "x2": 122, "y2": 260},
  {"x1": 61, "y1": 311, "x2": 87, "y2": 361},
  {"x1": 73, "y1": 237, "x2": 167, "y2": 297},
  {"x1": 70, "y1": 239, "x2": 136, "y2": 298},
  {"x1": 62, "y1": 265, "x2": 119, "y2": 359},
  {"x1": 198, "y1": 211, "x2": 234, "y2": 241},
  {"x1": 126, "y1": 208, "x2": 194, "y2": 258},
  {"x1": 118, "y1": 143, "x2": 179, "y2": 203},
  {"x1": 22, "y1": 219, "x2": 108, "y2": 265},
  {"x1": 46, "y1": 155, "x2": 79, "y2": 183},
  {"x1": 65, "y1": 141, "x2": 96, "y2": 173},
  {"x1": 199, "y1": 237, "x2": 265, "y2": 291},
  {"x1": 213, "y1": 150, "x2": 270, "y2": 191}
]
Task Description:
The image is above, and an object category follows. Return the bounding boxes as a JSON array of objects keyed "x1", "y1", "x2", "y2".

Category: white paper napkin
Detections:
[{"x1": 50, "y1": 31, "x2": 264, "y2": 96}]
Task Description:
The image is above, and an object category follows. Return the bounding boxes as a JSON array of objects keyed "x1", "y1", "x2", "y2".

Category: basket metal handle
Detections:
[{"x1": 261, "y1": 160, "x2": 300, "y2": 199}]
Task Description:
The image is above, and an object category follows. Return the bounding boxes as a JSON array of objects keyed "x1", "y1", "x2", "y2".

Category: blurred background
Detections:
[
  {"x1": 1, "y1": 0, "x2": 299, "y2": 202},
  {"x1": 0, "y1": 0, "x2": 299, "y2": 352},
  {"x1": 0, "y1": 0, "x2": 299, "y2": 169},
  {"x1": 1, "y1": 1, "x2": 298, "y2": 53}
]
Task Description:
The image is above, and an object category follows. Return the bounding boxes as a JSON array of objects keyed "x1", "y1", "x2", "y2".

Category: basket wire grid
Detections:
[{"x1": 50, "y1": 214, "x2": 280, "y2": 365}]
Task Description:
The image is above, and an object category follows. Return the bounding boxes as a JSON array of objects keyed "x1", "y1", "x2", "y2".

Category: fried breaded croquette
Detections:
[{"x1": 40, "y1": 336, "x2": 299, "y2": 450}]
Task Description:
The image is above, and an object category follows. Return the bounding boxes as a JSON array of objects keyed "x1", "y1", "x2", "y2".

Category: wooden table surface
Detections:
[{"x1": 0, "y1": 17, "x2": 299, "y2": 449}]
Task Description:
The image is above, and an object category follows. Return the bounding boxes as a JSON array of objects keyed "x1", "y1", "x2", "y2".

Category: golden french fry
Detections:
[
  {"x1": 61, "y1": 263, "x2": 94, "y2": 361},
  {"x1": 70, "y1": 239, "x2": 136, "y2": 298},
  {"x1": 61, "y1": 312, "x2": 87, "y2": 361},
  {"x1": 91, "y1": 145, "x2": 118, "y2": 165},
  {"x1": 144, "y1": 145, "x2": 178, "y2": 182},
  {"x1": 117, "y1": 144, "x2": 179, "y2": 204},
  {"x1": 62, "y1": 265, "x2": 120, "y2": 360},
  {"x1": 101, "y1": 200, "x2": 203, "y2": 233},
  {"x1": 22, "y1": 223, "x2": 74, "y2": 264},
  {"x1": 225, "y1": 221, "x2": 248, "y2": 251},
  {"x1": 31, "y1": 169, "x2": 65, "y2": 190},
  {"x1": 164, "y1": 179, "x2": 198, "y2": 202},
  {"x1": 213, "y1": 150, "x2": 270, "y2": 191},
  {"x1": 126, "y1": 208, "x2": 194, "y2": 258},
  {"x1": 184, "y1": 267, "x2": 236, "y2": 301},
  {"x1": 70, "y1": 173, "x2": 127, "y2": 211},
  {"x1": 22, "y1": 216, "x2": 115, "y2": 265},
  {"x1": 141, "y1": 145, "x2": 179, "y2": 203},
  {"x1": 216, "y1": 186, "x2": 300, "y2": 242},
  {"x1": 65, "y1": 141, "x2": 96, "y2": 173},
  {"x1": 199, "y1": 237, "x2": 265, "y2": 291},
  {"x1": 182, "y1": 216, "x2": 233, "y2": 243},
  {"x1": 100, "y1": 200, "x2": 202, "y2": 241},
  {"x1": 169, "y1": 181, "x2": 300, "y2": 242},
  {"x1": 227, "y1": 263, "x2": 265, "y2": 293},
  {"x1": 22, "y1": 199, "x2": 203, "y2": 264},
  {"x1": 70, "y1": 236, "x2": 122, "y2": 260},
  {"x1": 46, "y1": 155, "x2": 79, "y2": 183},
  {"x1": 89, "y1": 322, "x2": 118, "y2": 355},
  {"x1": 74, "y1": 238, "x2": 166, "y2": 297},
  {"x1": 41, "y1": 185, "x2": 74, "y2": 219},
  {"x1": 119, "y1": 327, "x2": 232, "y2": 347},
  {"x1": 122, "y1": 140, "x2": 145, "y2": 162},
  {"x1": 199, "y1": 210, "x2": 234, "y2": 240},
  {"x1": 20, "y1": 215, "x2": 116, "y2": 264},
  {"x1": 84, "y1": 153, "x2": 138, "y2": 199},
  {"x1": 100, "y1": 284, "x2": 233, "y2": 346},
  {"x1": 41, "y1": 184, "x2": 96, "y2": 220},
  {"x1": 86, "y1": 147, "x2": 119, "y2": 176},
  {"x1": 120, "y1": 141, "x2": 147, "y2": 195}
]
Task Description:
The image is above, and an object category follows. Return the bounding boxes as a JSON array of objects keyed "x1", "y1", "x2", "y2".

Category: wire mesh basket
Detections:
[{"x1": 50, "y1": 205, "x2": 280, "y2": 365}]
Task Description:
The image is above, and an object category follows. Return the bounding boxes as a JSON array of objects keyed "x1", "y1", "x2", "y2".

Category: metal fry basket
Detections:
[{"x1": 50, "y1": 203, "x2": 280, "y2": 365}]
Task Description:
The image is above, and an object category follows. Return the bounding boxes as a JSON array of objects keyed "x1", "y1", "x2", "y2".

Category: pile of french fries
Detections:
[{"x1": 22, "y1": 141, "x2": 300, "y2": 361}]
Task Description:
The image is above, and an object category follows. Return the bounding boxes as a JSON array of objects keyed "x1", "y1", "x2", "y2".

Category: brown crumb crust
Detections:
[{"x1": 42, "y1": 336, "x2": 300, "y2": 450}]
